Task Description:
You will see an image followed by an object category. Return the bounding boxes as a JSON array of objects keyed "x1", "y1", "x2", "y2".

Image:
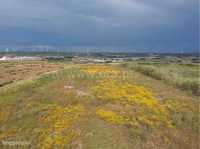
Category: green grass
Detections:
[
  {"x1": 121, "y1": 62, "x2": 199, "y2": 95},
  {"x1": 0, "y1": 63, "x2": 199, "y2": 149}
]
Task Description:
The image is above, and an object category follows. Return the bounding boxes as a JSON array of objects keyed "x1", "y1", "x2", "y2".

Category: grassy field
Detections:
[
  {"x1": 0, "y1": 61, "x2": 65, "y2": 88},
  {"x1": 0, "y1": 61, "x2": 199, "y2": 149},
  {"x1": 121, "y1": 61, "x2": 199, "y2": 95}
]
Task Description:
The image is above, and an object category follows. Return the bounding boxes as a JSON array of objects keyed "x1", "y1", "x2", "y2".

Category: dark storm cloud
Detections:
[{"x1": 0, "y1": 0, "x2": 198, "y2": 52}]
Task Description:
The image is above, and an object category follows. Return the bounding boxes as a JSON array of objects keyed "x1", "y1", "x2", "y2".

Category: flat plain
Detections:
[{"x1": 0, "y1": 60, "x2": 199, "y2": 149}]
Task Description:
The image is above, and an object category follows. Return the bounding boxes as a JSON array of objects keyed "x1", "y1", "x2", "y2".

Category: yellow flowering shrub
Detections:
[
  {"x1": 93, "y1": 79, "x2": 172, "y2": 128},
  {"x1": 82, "y1": 65, "x2": 120, "y2": 75},
  {"x1": 38, "y1": 104, "x2": 86, "y2": 149},
  {"x1": 93, "y1": 79, "x2": 162, "y2": 107},
  {"x1": 96, "y1": 108, "x2": 129, "y2": 125}
]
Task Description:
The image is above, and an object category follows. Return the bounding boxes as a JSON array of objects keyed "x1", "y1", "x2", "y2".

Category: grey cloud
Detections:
[
  {"x1": 0, "y1": 0, "x2": 198, "y2": 51},
  {"x1": 0, "y1": 0, "x2": 197, "y2": 27}
]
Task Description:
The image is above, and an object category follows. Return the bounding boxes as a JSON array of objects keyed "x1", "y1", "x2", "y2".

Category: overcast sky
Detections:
[{"x1": 0, "y1": 0, "x2": 199, "y2": 52}]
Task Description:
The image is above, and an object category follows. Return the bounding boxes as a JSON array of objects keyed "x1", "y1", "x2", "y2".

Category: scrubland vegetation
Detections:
[
  {"x1": 122, "y1": 62, "x2": 199, "y2": 95},
  {"x1": 0, "y1": 62, "x2": 199, "y2": 149}
]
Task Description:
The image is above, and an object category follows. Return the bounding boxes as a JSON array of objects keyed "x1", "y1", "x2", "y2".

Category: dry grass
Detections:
[
  {"x1": 0, "y1": 63, "x2": 198, "y2": 149},
  {"x1": 0, "y1": 61, "x2": 65, "y2": 88},
  {"x1": 121, "y1": 62, "x2": 200, "y2": 95}
]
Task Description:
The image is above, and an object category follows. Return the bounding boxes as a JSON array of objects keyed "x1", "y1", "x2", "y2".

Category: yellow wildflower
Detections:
[
  {"x1": 96, "y1": 109, "x2": 128, "y2": 125},
  {"x1": 39, "y1": 104, "x2": 86, "y2": 149}
]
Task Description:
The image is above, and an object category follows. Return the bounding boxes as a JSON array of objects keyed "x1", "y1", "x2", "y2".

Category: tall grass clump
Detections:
[
  {"x1": 121, "y1": 62, "x2": 200, "y2": 95},
  {"x1": 134, "y1": 65, "x2": 163, "y2": 80}
]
